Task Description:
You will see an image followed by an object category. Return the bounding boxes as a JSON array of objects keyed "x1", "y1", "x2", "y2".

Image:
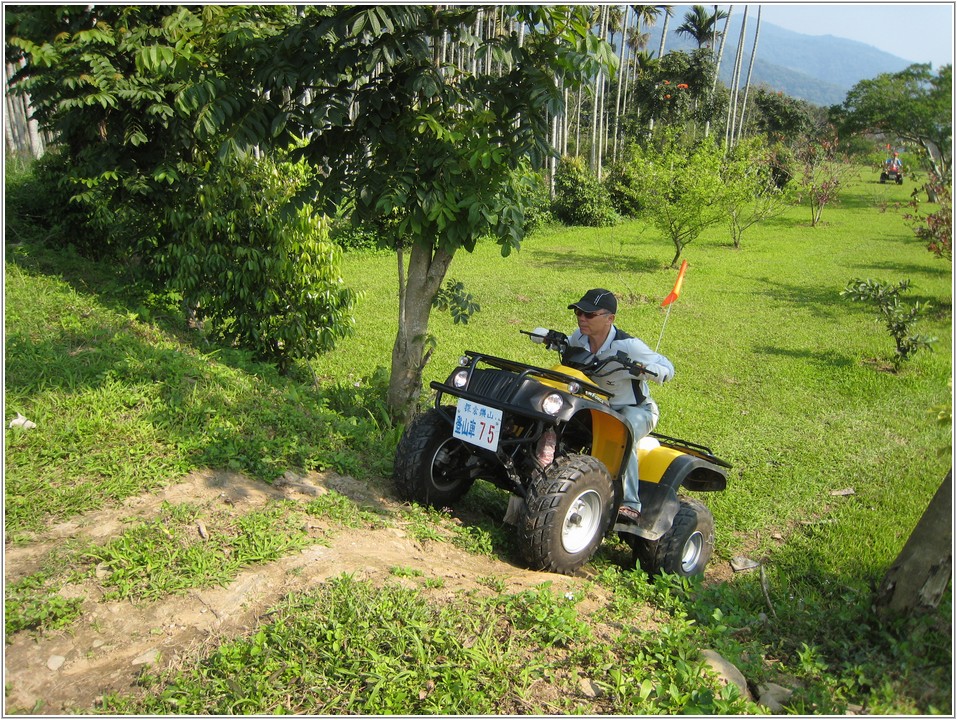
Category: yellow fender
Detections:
[{"x1": 637, "y1": 436, "x2": 727, "y2": 492}]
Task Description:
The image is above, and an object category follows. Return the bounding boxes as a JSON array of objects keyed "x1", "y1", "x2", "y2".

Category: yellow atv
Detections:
[{"x1": 393, "y1": 329, "x2": 730, "y2": 576}]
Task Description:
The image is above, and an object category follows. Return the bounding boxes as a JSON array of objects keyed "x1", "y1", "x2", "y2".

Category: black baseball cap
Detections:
[{"x1": 568, "y1": 288, "x2": 617, "y2": 314}]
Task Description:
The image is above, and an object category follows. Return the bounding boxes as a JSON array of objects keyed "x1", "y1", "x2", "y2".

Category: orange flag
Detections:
[{"x1": 661, "y1": 260, "x2": 688, "y2": 307}]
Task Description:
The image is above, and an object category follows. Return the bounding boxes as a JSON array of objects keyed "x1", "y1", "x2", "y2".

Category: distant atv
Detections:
[
  {"x1": 880, "y1": 163, "x2": 904, "y2": 185},
  {"x1": 393, "y1": 329, "x2": 731, "y2": 576}
]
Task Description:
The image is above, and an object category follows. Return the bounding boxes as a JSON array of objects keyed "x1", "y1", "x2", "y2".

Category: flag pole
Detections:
[
  {"x1": 655, "y1": 303, "x2": 673, "y2": 352},
  {"x1": 656, "y1": 259, "x2": 687, "y2": 352}
]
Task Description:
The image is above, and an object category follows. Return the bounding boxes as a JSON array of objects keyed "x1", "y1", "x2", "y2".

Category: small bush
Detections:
[
  {"x1": 329, "y1": 220, "x2": 383, "y2": 252},
  {"x1": 518, "y1": 167, "x2": 554, "y2": 235},
  {"x1": 767, "y1": 142, "x2": 796, "y2": 190},
  {"x1": 905, "y1": 177, "x2": 952, "y2": 260},
  {"x1": 163, "y1": 154, "x2": 357, "y2": 370},
  {"x1": 604, "y1": 151, "x2": 645, "y2": 218},
  {"x1": 552, "y1": 156, "x2": 619, "y2": 227},
  {"x1": 841, "y1": 278, "x2": 937, "y2": 370},
  {"x1": 4, "y1": 151, "x2": 102, "y2": 253}
]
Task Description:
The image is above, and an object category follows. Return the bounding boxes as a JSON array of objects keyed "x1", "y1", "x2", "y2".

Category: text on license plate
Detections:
[{"x1": 453, "y1": 399, "x2": 503, "y2": 451}]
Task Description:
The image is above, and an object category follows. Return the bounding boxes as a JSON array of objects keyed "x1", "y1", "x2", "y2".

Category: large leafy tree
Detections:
[
  {"x1": 629, "y1": 49, "x2": 719, "y2": 132},
  {"x1": 6, "y1": 6, "x2": 357, "y2": 371},
  {"x1": 749, "y1": 88, "x2": 817, "y2": 144},
  {"x1": 239, "y1": 6, "x2": 613, "y2": 422},
  {"x1": 831, "y1": 63, "x2": 952, "y2": 179},
  {"x1": 8, "y1": 6, "x2": 614, "y2": 421}
]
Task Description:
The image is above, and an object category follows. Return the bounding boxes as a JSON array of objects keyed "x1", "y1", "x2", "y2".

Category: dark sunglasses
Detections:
[{"x1": 574, "y1": 309, "x2": 609, "y2": 319}]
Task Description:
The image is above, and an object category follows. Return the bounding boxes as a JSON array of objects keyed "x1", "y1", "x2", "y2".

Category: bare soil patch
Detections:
[{"x1": 5, "y1": 470, "x2": 620, "y2": 714}]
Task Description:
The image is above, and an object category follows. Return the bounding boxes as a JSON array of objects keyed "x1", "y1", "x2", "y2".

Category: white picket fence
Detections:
[{"x1": 5, "y1": 60, "x2": 48, "y2": 159}]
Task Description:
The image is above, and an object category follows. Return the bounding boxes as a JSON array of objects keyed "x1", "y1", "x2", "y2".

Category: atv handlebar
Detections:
[
  {"x1": 522, "y1": 327, "x2": 568, "y2": 352},
  {"x1": 521, "y1": 328, "x2": 657, "y2": 378},
  {"x1": 613, "y1": 350, "x2": 658, "y2": 378}
]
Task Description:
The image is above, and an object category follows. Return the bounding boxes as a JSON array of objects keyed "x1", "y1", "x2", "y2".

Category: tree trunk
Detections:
[
  {"x1": 649, "y1": 9, "x2": 669, "y2": 133},
  {"x1": 561, "y1": 86, "x2": 569, "y2": 156},
  {"x1": 574, "y1": 87, "x2": 582, "y2": 158},
  {"x1": 387, "y1": 240, "x2": 456, "y2": 425},
  {"x1": 736, "y1": 6, "x2": 761, "y2": 143},
  {"x1": 704, "y1": 6, "x2": 732, "y2": 138},
  {"x1": 656, "y1": 12, "x2": 669, "y2": 58},
  {"x1": 874, "y1": 470, "x2": 953, "y2": 615},
  {"x1": 591, "y1": 5, "x2": 608, "y2": 173},
  {"x1": 612, "y1": 5, "x2": 628, "y2": 163},
  {"x1": 724, "y1": 6, "x2": 748, "y2": 150}
]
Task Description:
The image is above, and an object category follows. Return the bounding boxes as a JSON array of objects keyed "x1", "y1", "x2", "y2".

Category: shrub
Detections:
[
  {"x1": 329, "y1": 220, "x2": 383, "y2": 252},
  {"x1": 904, "y1": 177, "x2": 952, "y2": 260},
  {"x1": 767, "y1": 142, "x2": 796, "y2": 190},
  {"x1": 841, "y1": 278, "x2": 937, "y2": 370},
  {"x1": 517, "y1": 167, "x2": 554, "y2": 235},
  {"x1": 4, "y1": 151, "x2": 104, "y2": 254},
  {"x1": 162, "y1": 154, "x2": 357, "y2": 370},
  {"x1": 551, "y1": 156, "x2": 619, "y2": 227},
  {"x1": 604, "y1": 150, "x2": 645, "y2": 218}
]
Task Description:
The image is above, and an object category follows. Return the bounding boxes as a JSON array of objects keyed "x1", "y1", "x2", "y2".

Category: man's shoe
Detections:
[{"x1": 617, "y1": 506, "x2": 641, "y2": 523}]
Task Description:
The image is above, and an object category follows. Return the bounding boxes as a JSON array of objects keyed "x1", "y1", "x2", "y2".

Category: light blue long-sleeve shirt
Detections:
[{"x1": 567, "y1": 325, "x2": 674, "y2": 407}]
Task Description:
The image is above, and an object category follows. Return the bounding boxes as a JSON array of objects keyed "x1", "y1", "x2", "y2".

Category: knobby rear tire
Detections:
[{"x1": 632, "y1": 496, "x2": 715, "y2": 577}]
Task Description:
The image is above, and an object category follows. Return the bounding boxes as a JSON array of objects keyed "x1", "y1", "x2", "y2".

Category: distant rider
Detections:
[
  {"x1": 886, "y1": 152, "x2": 902, "y2": 172},
  {"x1": 565, "y1": 289, "x2": 674, "y2": 524}
]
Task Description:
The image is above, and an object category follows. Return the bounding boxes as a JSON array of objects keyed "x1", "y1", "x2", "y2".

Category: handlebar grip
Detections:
[
  {"x1": 615, "y1": 351, "x2": 658, "y2": 378},
  {"x1": 523, "y1": 328, "x2": 568, "y2": 352}
]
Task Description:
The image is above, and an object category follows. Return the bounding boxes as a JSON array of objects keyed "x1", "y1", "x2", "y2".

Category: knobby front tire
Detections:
[{"x1": 520, "y1": 454, "x2": 615, "y2": 575}]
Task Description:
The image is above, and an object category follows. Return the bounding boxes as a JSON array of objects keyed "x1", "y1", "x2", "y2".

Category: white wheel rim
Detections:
[
  {"x1": 681, "y1": 530, "x2": 704, "y2": 573},
  {"x1": 561, "y1": 489, "x2": 603, "y2": 555}
]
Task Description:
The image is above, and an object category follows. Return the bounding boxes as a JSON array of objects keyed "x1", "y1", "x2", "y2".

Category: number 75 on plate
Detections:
[{"x1": 452, "y1": 399, "x2": 503, "y2": 451}]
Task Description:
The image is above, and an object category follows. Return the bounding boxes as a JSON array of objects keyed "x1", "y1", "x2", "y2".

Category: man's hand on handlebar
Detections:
[
  {"x1": 523, "y1": 328, "x2": 568, "y2": 352},
  {"x1": 614, "y1": 350, "x2": 657, "y2": 378}
]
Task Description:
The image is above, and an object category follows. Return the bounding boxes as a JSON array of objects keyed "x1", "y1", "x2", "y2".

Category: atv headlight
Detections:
[
  {"x1": 541, "y1": 393, "x2": 563, "y2": 415},
  {"x1": 457, "y1": 356, "x2": 470, "y2": 367},
  {"x1": 452, "y1": 369, "x2": 469, "y2": 389},
  {"x1": 567, "y1": 381, "x2": 581, "y2": 394}
]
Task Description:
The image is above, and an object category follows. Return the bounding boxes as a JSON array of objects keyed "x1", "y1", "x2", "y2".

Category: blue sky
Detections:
[{"x1": 756, "y1": 3, "x2": 954, "y2": 68}]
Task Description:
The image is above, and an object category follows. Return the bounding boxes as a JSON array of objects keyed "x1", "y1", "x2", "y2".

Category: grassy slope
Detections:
[
  {"x1": 315, "y1": 169, "x2": 951, "y2": 578},
  {"x1": 5, "y1": 165, "x2": 952, "y2": 714}
]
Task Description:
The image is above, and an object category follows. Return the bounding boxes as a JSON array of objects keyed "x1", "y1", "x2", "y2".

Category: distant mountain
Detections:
[{"x1": 641, "y1": 8, "x2": 913, "y2": 106}]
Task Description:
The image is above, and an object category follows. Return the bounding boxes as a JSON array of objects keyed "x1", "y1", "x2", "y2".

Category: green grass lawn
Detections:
[
  {"x1": 5, "y1": 165, "x2": 952, "y2": 714},
  {"x1": 315, "y1": 168, "x2": 951, "y2": 576}
]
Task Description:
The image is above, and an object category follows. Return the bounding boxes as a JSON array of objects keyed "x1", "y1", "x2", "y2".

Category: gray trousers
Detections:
[{"x1": 617, "y1": 401, "x2": 659, "y2": 512}]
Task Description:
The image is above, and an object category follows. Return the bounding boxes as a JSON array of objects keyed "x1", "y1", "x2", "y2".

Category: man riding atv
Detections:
[
  {"x1": 564, "y1": 288, "x2": 673, "y2": 526},
  {"x1": 393, "y1": 289, "x2": 729, "y2": 576},
  {"x1": 881, "y1": 152, "x2": 904, "y2": 184}
]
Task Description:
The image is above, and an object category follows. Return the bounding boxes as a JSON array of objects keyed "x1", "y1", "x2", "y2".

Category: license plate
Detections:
[{"x1": 453, "y1": 399, "x2": 503, "y2": 451}]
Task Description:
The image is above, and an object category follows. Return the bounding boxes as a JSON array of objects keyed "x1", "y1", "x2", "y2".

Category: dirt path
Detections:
[{"x1": 4, "y1": 470, "x2": 607, "y2": 714}]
